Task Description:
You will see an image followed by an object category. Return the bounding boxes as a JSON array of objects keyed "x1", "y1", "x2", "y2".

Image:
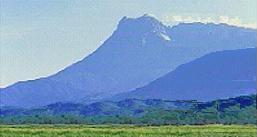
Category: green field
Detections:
[{"x1": 0, "y1": 125, "x2": 256, "y2": 137}]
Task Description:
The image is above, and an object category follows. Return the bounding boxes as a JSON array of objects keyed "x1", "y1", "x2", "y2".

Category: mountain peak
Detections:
[
  {"x1": 117, "y1": 15, "x2": 167, "y2": 34},
  {"x1": 119, "y1": 14, "x2": 159, "y2": 24},
  {"x1": 112, "y1": 15, "x2": 169, "y2": 46}
]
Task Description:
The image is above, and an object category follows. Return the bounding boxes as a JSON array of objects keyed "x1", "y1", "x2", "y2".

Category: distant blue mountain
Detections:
[
  {"x1": 1, "y1": 15, "x2": 256, "y2": 107},
  {"x1": 113, "y1": 48, "x2": 256, "y2": 101}
]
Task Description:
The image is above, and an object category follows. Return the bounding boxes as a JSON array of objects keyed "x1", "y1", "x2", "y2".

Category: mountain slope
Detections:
[
  {"x1": 1, "y1": 15, "x2": 256, "y2": 107},
  {"x1": 114, "y1": 48, "x2": 256, "y2": 101}
]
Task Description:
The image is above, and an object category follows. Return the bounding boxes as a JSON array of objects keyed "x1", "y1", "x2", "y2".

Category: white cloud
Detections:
[
  {"x1": 218, "y1": 16, "x2": 257, "y2": 28},
  {"x1": 163, "y1": 15, "x2": 257, "y2": 29},
  {"x1": 163, "y1": 15, "x2": 215, "y2": 24}
]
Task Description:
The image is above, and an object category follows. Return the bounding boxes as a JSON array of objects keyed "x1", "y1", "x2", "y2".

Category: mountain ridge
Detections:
[{"x1": 112, "y1": 48, "x2": 256, "y2": 101}]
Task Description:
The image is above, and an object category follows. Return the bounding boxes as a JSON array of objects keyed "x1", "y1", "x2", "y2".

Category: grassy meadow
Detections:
[{"x1": 0, "y1": 124, "x2": 256, "y2": 137}]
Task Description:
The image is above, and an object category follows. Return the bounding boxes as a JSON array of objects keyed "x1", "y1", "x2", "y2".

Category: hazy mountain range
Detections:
[{"x1": 0, "y1": 15, "x2": 256, "y2": 108}]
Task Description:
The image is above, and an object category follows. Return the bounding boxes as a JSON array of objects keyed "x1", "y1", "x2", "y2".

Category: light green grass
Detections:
[{"x1": 0, "y1": 124, "x2": 256, "y2": 137}]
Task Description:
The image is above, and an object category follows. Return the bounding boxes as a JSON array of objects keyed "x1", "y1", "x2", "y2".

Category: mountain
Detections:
[
  {"x1": 113, "y1": 48, "x2": 256, "y2": 101},
  {"x1": 1, "y1": 15, "x2": 256, "y2": 108},
  {"x1": 1, "y1": 95, "x2": 256, "y2": 125}
]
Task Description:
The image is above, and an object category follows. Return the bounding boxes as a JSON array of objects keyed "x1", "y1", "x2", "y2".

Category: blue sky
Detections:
[{"x1": 1, "y1": 0, "x2": 256, "y2": 87}]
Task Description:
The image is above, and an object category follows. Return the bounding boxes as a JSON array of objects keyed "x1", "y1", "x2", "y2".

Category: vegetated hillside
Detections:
[
  {"x1": 0, "y1": 95, "x2": 256, "y2": 125},
  {"x1": 1, "y1": 15, "x2": 256, "y2": 107},
  {"x1": 0, "y1": 99, "x2": 195, "y2": 117},
  {"x1": 114, "y1": 48, "x2": 256, "y2": 101}
]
